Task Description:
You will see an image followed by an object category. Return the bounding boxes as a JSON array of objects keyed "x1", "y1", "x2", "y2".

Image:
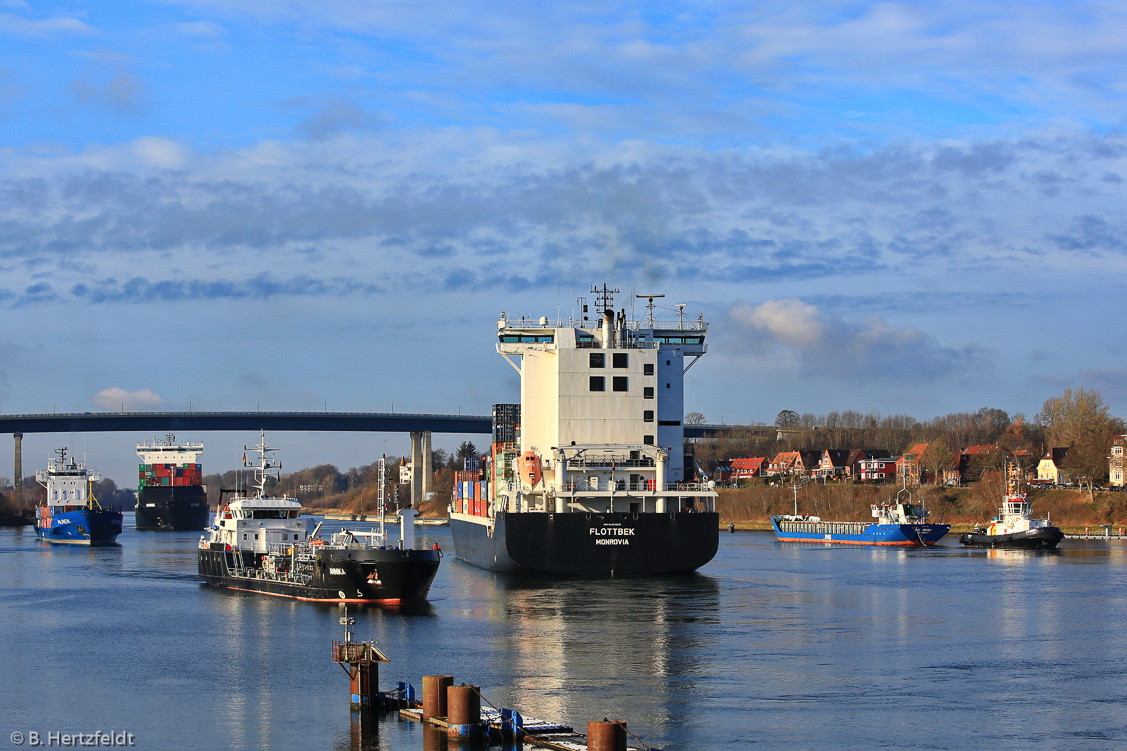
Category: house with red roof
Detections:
[{"x1": 896, "y1": 443, "x2": 929, "y2": 485}]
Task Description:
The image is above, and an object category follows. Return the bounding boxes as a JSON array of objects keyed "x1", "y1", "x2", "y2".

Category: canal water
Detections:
[{"x1": 2, "y1": 519, "x2": 1126, "y2": 750}]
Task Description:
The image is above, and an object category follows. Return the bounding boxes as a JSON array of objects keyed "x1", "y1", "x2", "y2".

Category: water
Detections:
[{"x1": 3, "y1": 519, "x2": 1127, "y2": 750}]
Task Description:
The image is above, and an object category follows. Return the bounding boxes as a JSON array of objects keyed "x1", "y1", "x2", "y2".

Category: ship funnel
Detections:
[
  {"x1": 602, "y1": 309, "x2": 615, "y2": 348},
  {"x1": 398, "y1": 508, "x2": 418, "y2": 550}
]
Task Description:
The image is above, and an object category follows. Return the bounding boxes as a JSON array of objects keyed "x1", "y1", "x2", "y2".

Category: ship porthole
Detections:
[{"x1": 338, "y1": 590, "x2": 346, "y2": 599}]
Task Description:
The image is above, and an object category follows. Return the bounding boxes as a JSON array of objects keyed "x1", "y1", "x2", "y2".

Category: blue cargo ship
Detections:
[
  {"x1": 770, "y1": 487, "x2": 949, "y2": 546},
  {"x1": 34, "y1": 448, "x2": 123, "y2": 545}
]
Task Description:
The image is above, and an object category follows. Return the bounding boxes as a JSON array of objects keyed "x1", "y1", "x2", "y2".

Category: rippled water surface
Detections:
[{"x1": 3, "y1": 518, "x2": 1127, "y2": 750}]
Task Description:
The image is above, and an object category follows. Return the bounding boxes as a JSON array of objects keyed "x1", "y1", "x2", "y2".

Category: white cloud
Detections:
[
  {"x1": 92, "y1": 387, "x2": 165, "y2": 411},
  {"x1": 0, "y1": 11, "x2": 92, "y2": 36},
  {"x1": 726, "y1": 299, "x2": 990, "y2": 385},
  {"x1": 732, "y1": 299, "x2": 823, "y2": 347},
  {"x1": 131, "y1": 137, "x2": 190, "y2": 169}
]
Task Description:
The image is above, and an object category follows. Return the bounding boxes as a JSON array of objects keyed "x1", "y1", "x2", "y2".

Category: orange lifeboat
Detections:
[{"x1": 518, "y1": 451, "x2": 543, "y2": 487}]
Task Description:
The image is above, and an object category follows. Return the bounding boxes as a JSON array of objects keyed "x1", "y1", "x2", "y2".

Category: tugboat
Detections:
[
  {"x1": 960, "y1": 461, "x2": 1064, "y2": 549},
  {"x1": 197, "y1": 434, "x2": 440, "y2": 603},
  {"x1": 135, "y1": 434, "x2": 208, "y2": 531},
  {"x1": 770, "y1": 483, "x2": 949, "y2": 546},
  {"x1": 34, "y1": 448, "x2": 123, "y2": 545},
  {"x1": 448, "y1": 285, "x2": 720, "y2": 576}
]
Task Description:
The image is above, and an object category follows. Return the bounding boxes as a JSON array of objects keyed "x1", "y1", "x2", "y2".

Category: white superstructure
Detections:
[
  {"x1": 36, "y1": 448, "x2": 99, "y2": 505},
  {"x1": 494, "y1": 285, "x2": 716, "y2": 515},
  {"x1": 137, "y1": 434, "x2": 204, "y2": 464}
]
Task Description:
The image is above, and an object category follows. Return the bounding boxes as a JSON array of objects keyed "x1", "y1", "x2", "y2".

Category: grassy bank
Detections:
[{"x1": 716, "y1": 483, "x2": 1127, "y2": 534}]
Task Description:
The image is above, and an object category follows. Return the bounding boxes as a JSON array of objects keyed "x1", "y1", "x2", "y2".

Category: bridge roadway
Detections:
[
  {"x1": 0, "y1": 410, "x2": 754, "y2": 437},
  {"x1": 0, "y1": 411, "x2": 765, "y2": 508}
]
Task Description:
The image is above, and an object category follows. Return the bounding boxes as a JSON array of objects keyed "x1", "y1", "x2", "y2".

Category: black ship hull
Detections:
[
  {"x1": 197, "y1": 544, "x2": 440, "y2": 603},
  {"x1": 960, "y1": 527, "x2": 1064, "y2": 549},
  {"x1": 135, "y1": 486, "x2": 209, "y2": 531},
  {"x1": 449, "y1": 510, "x2": 719, "y2": 576}
]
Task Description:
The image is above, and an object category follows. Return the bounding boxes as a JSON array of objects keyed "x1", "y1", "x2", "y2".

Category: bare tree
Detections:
[
  {"x1": 1037, "y1": 388, "x2": 1115, "y2": 498},
  {"x1": 775, "y1": 409, "x2": 800, "y2": 429}
]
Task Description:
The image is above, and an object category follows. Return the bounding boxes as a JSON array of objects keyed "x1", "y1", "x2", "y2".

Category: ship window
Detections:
[
  {"x1": 589, "y1": 376, "x2": 605, "y2": 392},
  {"x1": 666, "y1": 382, "x2": 671, "y2": 389},
  {"x1": 283, "y1": 534, "x2": 288, "y2": 540},
  {"x1": 254, "y1": 534, "x2": 259, "y2": 540},
  {"x1": 613, "y1": 353, "x2": 628, "y2": 368},
  {"x1": 643, "y1": 387, "x2": 654, "y2": 399},
  {"x1": 644, "y1": 410, "x2": 654, "y2": 422},
  {"x1": 666, "y1": 360, "x2": 671, "y2": 366},
  {"x1": 589, "y1": 353, "x2": 605, "y2": 368},
  {"x1": 643, "y1": 435, "x2": 655, "y2": 445},
  {"x1": 643, "y1": 363, "x2": 654, "y2": 376},
  {"x1": 613, "y1": 376, "x2": 628, "y2": 392},
  {"x1": 243, "y1": 533, "x2": 248, "y2": 540}
]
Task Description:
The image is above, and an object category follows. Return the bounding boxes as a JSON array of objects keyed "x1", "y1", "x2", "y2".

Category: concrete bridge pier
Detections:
[
  {"x1": 13, "y1": 432, "x2": 22, "y2": 512},
  {"x1": 409, "y1": 431, "x2": 432, "y2": 508}
]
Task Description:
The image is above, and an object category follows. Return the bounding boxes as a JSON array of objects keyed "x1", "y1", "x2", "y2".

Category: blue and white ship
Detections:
[
  {"x1": 34, "y1": 448, "x2": 123, "y2": 545},
  {"x1": 770, "y1": 486, "x2": 949, "y2": 546}
]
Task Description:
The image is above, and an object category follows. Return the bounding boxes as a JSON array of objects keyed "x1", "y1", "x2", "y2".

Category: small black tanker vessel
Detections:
[
  {"x1": 960, "y1": 460, "x2": 1064, "y2": 550},
  {"x1": 198, "y1": 434, "x2": 440, "y2": 603}
]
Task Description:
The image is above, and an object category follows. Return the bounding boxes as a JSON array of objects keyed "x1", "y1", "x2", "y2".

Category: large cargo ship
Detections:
[
  {"x1": 449, "y1": 285, "x2": 720, "y2": 576},
  {"x1": 135, "y1": 435, "x2": 208, "y2": 531},
  {"x1": 34, "y1": 448, "x2": 123, "y2": 545},
  {"x1": 198, "y1": 434, "x2": 440, "y2": 603}
]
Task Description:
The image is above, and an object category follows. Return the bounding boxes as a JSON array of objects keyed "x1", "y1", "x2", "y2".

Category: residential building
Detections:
[
  {"x1": 729, "y1": 457, "x2": 766, "y2": 481},
  {"x1": 1038, "y1": 448, "x2": 1070, "y2": 484},
  {"x1": 847, "y1": 449, "x2": 892, "y2": 482},
  {"x1": 896, "y1": 443, "x2": 929, "y2": 485},
  {"x1": 813, "y1": 449, "x2": 852, "y2": 479},
  {"x1": 767, "y1": 450, "x2": 803, "y2": 476},
  {"x1": 858, "y1": 456, "x2": 897, "y2": 482},
  {"x1": 1112, "y1": 438, "x2": 1127, "y2": 488}
]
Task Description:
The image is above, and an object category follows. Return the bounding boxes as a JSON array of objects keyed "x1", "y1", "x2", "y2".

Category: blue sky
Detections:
[{"x1": 3, "y1": 1, "x2": 1127, "y2": 483}]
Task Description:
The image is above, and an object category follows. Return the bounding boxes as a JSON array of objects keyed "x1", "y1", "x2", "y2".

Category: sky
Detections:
[{"x1": 3, "y1": 1, "x2": 1127, "y2": 483}]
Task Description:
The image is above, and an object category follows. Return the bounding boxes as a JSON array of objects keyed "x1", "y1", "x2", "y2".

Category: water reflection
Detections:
[{"x1": 485, "y1": 572, "x2": 721, "y2": 730}]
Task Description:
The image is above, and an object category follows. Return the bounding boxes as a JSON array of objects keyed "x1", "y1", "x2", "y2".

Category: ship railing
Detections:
[
  {"x1": 265, "y1": 541, "x2": 315, "y2": 555},
  {"x1": 501, "y1": 316, "x2": 708, "y2": 332},
  {"x1": 559, "y1": 481, "x2": 715, "y2": 493},
  {"x1": 565, "y1": 456, "x2": 656, "y2": 468}
]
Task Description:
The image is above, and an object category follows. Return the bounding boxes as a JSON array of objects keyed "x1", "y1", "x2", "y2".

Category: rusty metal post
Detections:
[
  {"x1": 587, "y1": 720, "x2": 627, "y2": 751},
  {"x1": 422, "y1": 674, "x2": 453, "y2": 719},
  {"x1": 446, "y1": 684, "x2": 481, "y2": 739}
]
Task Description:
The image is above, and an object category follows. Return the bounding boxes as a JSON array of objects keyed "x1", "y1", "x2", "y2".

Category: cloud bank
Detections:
[{"x1": 92, "y1": 387, "x2": 165, "y2": 410}]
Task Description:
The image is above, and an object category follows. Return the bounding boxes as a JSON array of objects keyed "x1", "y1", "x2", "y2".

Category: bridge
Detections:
[{"x1": 0, "y1": 411, "x2": 770, "y2": 510}]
